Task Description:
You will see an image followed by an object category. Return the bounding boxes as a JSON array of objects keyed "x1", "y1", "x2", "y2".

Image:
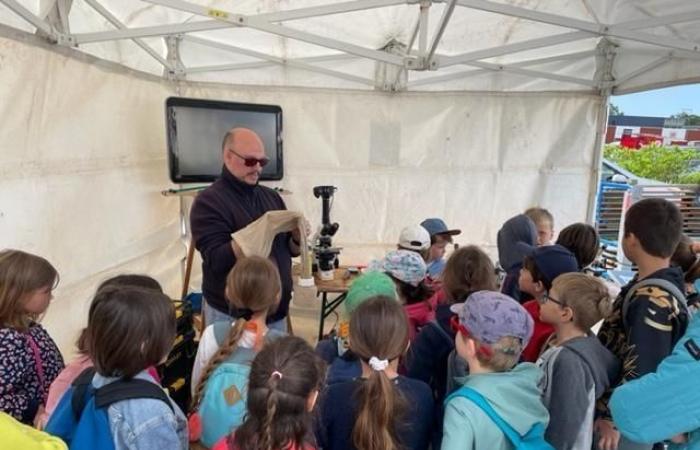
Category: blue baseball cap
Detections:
[
  {"x1": 450, "y1": 290, "x2": 534, "y2": 347},
  {"x1": 420, "y1": 218, "x2": 461, "y2": 237},
  {"x1": 516, "y1": 243, "x2": 579, "y2": 285}
]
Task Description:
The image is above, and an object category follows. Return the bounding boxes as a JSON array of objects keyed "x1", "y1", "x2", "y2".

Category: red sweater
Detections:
[{"x1": 521, "y1": 300, "x2": 554, "y2": 362}]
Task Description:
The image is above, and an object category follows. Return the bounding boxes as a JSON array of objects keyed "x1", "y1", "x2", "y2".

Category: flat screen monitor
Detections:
[{"x1": 166, "y1": 97, "x2": 283, "y2": 183}]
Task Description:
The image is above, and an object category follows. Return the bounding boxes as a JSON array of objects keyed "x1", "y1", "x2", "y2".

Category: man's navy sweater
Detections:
[{"x1": 190, "y1": 167, "x2": 294, "y2": 322}]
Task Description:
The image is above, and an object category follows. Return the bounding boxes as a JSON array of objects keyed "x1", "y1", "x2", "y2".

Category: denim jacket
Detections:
[{"x1": 92, "y1": 370, "x2": 188, "y2": 450}]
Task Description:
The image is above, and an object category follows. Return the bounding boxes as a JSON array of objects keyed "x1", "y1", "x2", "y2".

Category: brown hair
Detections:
[
  {"x1": 552, "y1": 272, "x2": 612, "y2": 330},
  {"x1": 192, "y1": 256, "x2": 281, "y2": 409},
  {"x1": 86, "y1": 286, "x2": 176, "y2": 378},
  {"x1": 556, "y1": 223, "x2": 600, "y2": 269},
  {"x1": 232, "y1": 336, "x2": 326, "y2": 450},
  {"x1": 0, "y1": 249, "x2": 58, "y2": 330},
  {"x1": 624, "y1": 198, "x2": 682, "y2": 258},
  {"x1": 523, "y1": 255, "x2": 551, "y2": 290},
  {"x1": 524, "y1": 207, "x2": 554, "y2": 227},
  {"x1": 77, "y1": 274, "x2": 164, "y2": 354},
  {"x1": 349, "y1": 296, "x2": 409, "y2": 450},
  {"x1": 672, "y1": 234, "x2": 697, "y2": 274},
  {"x1": 442, "y1": 246, "x2": 497, "y2": 302}
]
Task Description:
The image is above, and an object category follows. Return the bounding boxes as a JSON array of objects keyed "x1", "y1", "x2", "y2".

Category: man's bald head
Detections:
[{"x1": 222, "y1": 127, "x2": 267, "y2": 185}]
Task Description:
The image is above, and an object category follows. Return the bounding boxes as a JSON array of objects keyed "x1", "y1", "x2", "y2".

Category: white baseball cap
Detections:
[{"x1": 398, "y1": 225, "x2": 430, "y2": 251}]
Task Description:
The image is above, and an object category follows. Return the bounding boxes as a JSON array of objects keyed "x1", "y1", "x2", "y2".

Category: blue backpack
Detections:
[
  {"x1": 45, "y1": 368, "x2": 172, "y2": 450},
  {"x1": 445, "y1": 386, "x2": 554, "y2": 450},
  {"x1": 196, "y1": 321, "x2": 285, "y2": 448}
]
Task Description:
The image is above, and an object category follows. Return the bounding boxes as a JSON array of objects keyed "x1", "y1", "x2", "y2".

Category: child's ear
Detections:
[
  {"x1": 534, "y1": 280, "x2": 546, "y2": 294},
  {"x1": 561, "y1": 306, "x2": 575, "y2": 323}
]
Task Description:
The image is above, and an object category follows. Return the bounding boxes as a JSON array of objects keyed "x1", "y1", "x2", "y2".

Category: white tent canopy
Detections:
[
  {"x1": 2, "y1": 0, "x2": 700, "y2": 92},
  {"x1": 1, "y1": 0, "x2": 699, "y2": 355}
]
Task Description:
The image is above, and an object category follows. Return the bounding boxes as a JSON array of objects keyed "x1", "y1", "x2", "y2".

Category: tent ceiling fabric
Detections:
[{"x1": 1, "y1": 0, "x2": 699, "y2": 93}]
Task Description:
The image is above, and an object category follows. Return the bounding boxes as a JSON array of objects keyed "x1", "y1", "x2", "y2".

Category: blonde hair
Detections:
[
  {"x1": 524, "y1": 207, "x2": 554, "y2": 227},
  {"x1": 191, "y1": 256, "x2": 281, "y2": 409},
  {"x1": 553, "y1": 272, "x2": 612, "y2": 330},
  {"x1": 0, "y1": 249, "x2": 58, "y2": 330},
  {"x1": 473, "y1": 335, "x2": 523, "y2": 372}
]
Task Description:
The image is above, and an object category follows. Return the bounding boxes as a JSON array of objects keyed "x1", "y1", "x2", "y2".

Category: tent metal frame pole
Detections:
[
  {"x1": 427, "y1": 0, "x2": 456, "y2": 66},
  {"x1": 73, "y1": 0, "x2": 407, "y2": 44},
  {"x1": 182, "y1": 35, "x2": 375, "y2": 86},
  {"x1": 143, "y1": 0, "x2": 410, "y2": 67},
  {"x1": 586, "y1": 40, "x2": 616, "y2": 224},
  {"x1": 455, "y1": 0, "x2": 700, "y2": 53},
  {"x1": 186, "y1": 54, "x2": 358, "y2": 74},
  {"x1": 0, "y1": 0, "x2": 55, "y2": 37},
  {"x1": 82, "y1": 0, "x2": 172, "y2": 70},
  {"x1": 613, "y1": 55, "x2": 672, "y2": 88},
  {"x1": 409, "y1": 50, "x2": 597, "y2": 87},
  {"x1": 466, "y1": 60, "x2": 595, "y2": 87},
  {"x1": 440, "y1": 31, "x2": 593, "y2": 68},
  {"x1": 418, "y1": 1, "x2": 429, "y2": 58}
]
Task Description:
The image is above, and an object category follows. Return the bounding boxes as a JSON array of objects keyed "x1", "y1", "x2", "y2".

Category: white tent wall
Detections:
[
  {"x1": 0, "y1": 29, "x2": 602, "y2": 356},
  {"x1": 0, "y1": 33, "x2": 181, "y2": 356}
]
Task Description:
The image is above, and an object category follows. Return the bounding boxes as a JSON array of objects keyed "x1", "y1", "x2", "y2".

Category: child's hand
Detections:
[
  {"x1": 594, "y1": 418, "x2": 620, "y2": 450},
  {"x1": 33, "y1": 405, "x2": 46, "y2": 430}
]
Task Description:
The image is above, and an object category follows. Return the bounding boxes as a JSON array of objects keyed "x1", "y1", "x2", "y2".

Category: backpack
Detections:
[
  {"x1": 427, "y1": 321, "x2": 469, "y2": 395},
  {"x1": 197, "y1": 321, "x2": 286, "y2": 448},
  {"x1": 445, "y1": 386, "x2": 554, "y2": 450},
  {"x1": 44, "y1": 368, "x2": 172, "y2": 450},
  {"x1": 622, "y1": 278, "x2": 690, "y2": 330}
]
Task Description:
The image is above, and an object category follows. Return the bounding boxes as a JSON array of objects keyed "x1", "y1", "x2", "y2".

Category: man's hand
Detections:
[
  {"x1": 291, "y1": 218, "x2": 311, "y2": 244},
  {"x1": 595, "y1": 419, "x2": 620, "y2": 450},
  {"x1": 231, "y1": 239, "x2": 243, "y2": 259},
  {"x1": 671, "y1": 433, "x2": 688, "y2": 444}
]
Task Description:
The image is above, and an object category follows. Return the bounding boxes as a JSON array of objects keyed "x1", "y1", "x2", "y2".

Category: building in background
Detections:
[{"x1": 606, "y1": 115, "x2": 700, "y2": 147}]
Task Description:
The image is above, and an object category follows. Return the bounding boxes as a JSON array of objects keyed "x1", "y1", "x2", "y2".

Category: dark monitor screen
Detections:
[{"x1": 166, "y1": 97, "x2": 283, "y2": 183}]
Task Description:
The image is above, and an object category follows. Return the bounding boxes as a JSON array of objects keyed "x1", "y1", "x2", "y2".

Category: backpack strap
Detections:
[
  {"x1": 70, "y1": 367, "x2": 172, "y2": 415},
  {"x1": 622, "y1": 278, "x2": 688, "y2": 329},
  {"x1": 71, "y1": 367, "x2": 97, "y2": 420},
  {"x1": 446, "y1": 386, "x2": 522, "y2": 447},
  {"x1": 95, "y1": 378, "x2": 173, "y2": 412}
]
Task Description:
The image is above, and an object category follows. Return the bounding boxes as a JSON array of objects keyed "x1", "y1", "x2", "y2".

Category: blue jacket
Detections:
[
  {"x1": 610, "y1": 316, "x2": 700, "y2": 449},
  {"x1": 93, "y1": 371, "x2": 188, "y2": 450},
  {"x1": 442, "y1": 363, "x2": 549, "y2": 450}
]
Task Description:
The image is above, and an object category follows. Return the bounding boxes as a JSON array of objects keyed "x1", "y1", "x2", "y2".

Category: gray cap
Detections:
[{"x1": 450, "y1": 290, "x2": 534, "y2": 347}]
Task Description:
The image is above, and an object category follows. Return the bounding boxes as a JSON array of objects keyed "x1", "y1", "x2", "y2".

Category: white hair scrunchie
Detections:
[{"x1": 368, "y1": 356, "x2": 389, "y2": 371}]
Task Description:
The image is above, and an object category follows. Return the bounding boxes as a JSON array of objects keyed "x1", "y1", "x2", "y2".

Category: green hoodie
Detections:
[{"x1": 441, "y1": 363, "x2": 549, "y2": 450}]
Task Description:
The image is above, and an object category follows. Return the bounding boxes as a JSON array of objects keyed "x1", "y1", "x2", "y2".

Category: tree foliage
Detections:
[{"x1": 604, "y1": 144, "x2": 699, "y2": 183}]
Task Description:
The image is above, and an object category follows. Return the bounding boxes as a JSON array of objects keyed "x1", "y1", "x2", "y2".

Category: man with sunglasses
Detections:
[{"x1": 190, "y1": 127, "x2": 302, "y2": 331}]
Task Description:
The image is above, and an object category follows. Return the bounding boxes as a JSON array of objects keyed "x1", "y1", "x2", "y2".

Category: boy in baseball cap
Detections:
[
  {"x1": 421, "y1": 218, "x2": 461, "y2": 278},
  {"x1": 398, "y1": 225, "x2": 431, "y2": 259},
  {"x1": 442, "y1": 291, "x2": 549, "y2": 450},
  {"x1": 517, "y1": 244, "x2": 579, "y2": 362}
]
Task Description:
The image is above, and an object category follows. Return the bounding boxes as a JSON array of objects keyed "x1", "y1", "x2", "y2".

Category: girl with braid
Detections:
[
  {"x1": 212, "y1": 336, "x2": 326, "y2": 450},
  {"x1": 189, "y1": 256, "x2": 287, "y2": 448},
  {"x1": 316, "y1": 296, "x2": 434, "y2": 450}
]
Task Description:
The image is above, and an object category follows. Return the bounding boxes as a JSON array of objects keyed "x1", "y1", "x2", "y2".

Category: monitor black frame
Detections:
[{"x1": 166, "y1": 96, "x2": 284, "y2": 183}]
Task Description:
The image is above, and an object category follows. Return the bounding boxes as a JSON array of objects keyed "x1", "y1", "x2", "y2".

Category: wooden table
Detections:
[{"x1": 295, "y1": 266, "x2": 361, "y2": 340}]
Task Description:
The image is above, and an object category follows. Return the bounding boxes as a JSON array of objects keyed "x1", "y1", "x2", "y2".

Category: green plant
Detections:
[{"x1": 603, "y1": 144, "x2": 699, "y2": 183}]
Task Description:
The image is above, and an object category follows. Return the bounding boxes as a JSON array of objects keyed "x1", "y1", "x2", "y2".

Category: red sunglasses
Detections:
[
  {"x1": 450, "y1": 315, "x2": 493, "y2": 358},
  {"x1": 229, "y1": 148, "x2": 270, "y2": 168}
]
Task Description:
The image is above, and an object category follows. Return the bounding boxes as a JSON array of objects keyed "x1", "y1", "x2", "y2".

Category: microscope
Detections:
[{"x1": 312, "y1": 185, "x2": 341, "y2": 280}]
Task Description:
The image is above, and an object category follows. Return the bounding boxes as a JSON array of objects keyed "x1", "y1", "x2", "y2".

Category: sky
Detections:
[{"x1": 612, "y1": 84, "x2": 700, "y2": 117}]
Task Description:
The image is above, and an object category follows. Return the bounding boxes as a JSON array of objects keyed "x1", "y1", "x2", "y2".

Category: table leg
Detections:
[{"x1": 318, "y1": 292, "x2": 328, "y2": 341}]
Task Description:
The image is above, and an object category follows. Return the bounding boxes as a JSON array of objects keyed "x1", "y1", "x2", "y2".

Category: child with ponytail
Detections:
[
  {"x1": 190, "y1": 256, "x2": 286, "y2": 448},
  {"x1": 316, "y1": 296, "x2": 433, "y2": 450},
  {"x1": 213, "y1": 336, "x2": 326, "y2": 450},
  {"x1": 536, "y1": 273, "x2": 620, "y2": 450}
]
